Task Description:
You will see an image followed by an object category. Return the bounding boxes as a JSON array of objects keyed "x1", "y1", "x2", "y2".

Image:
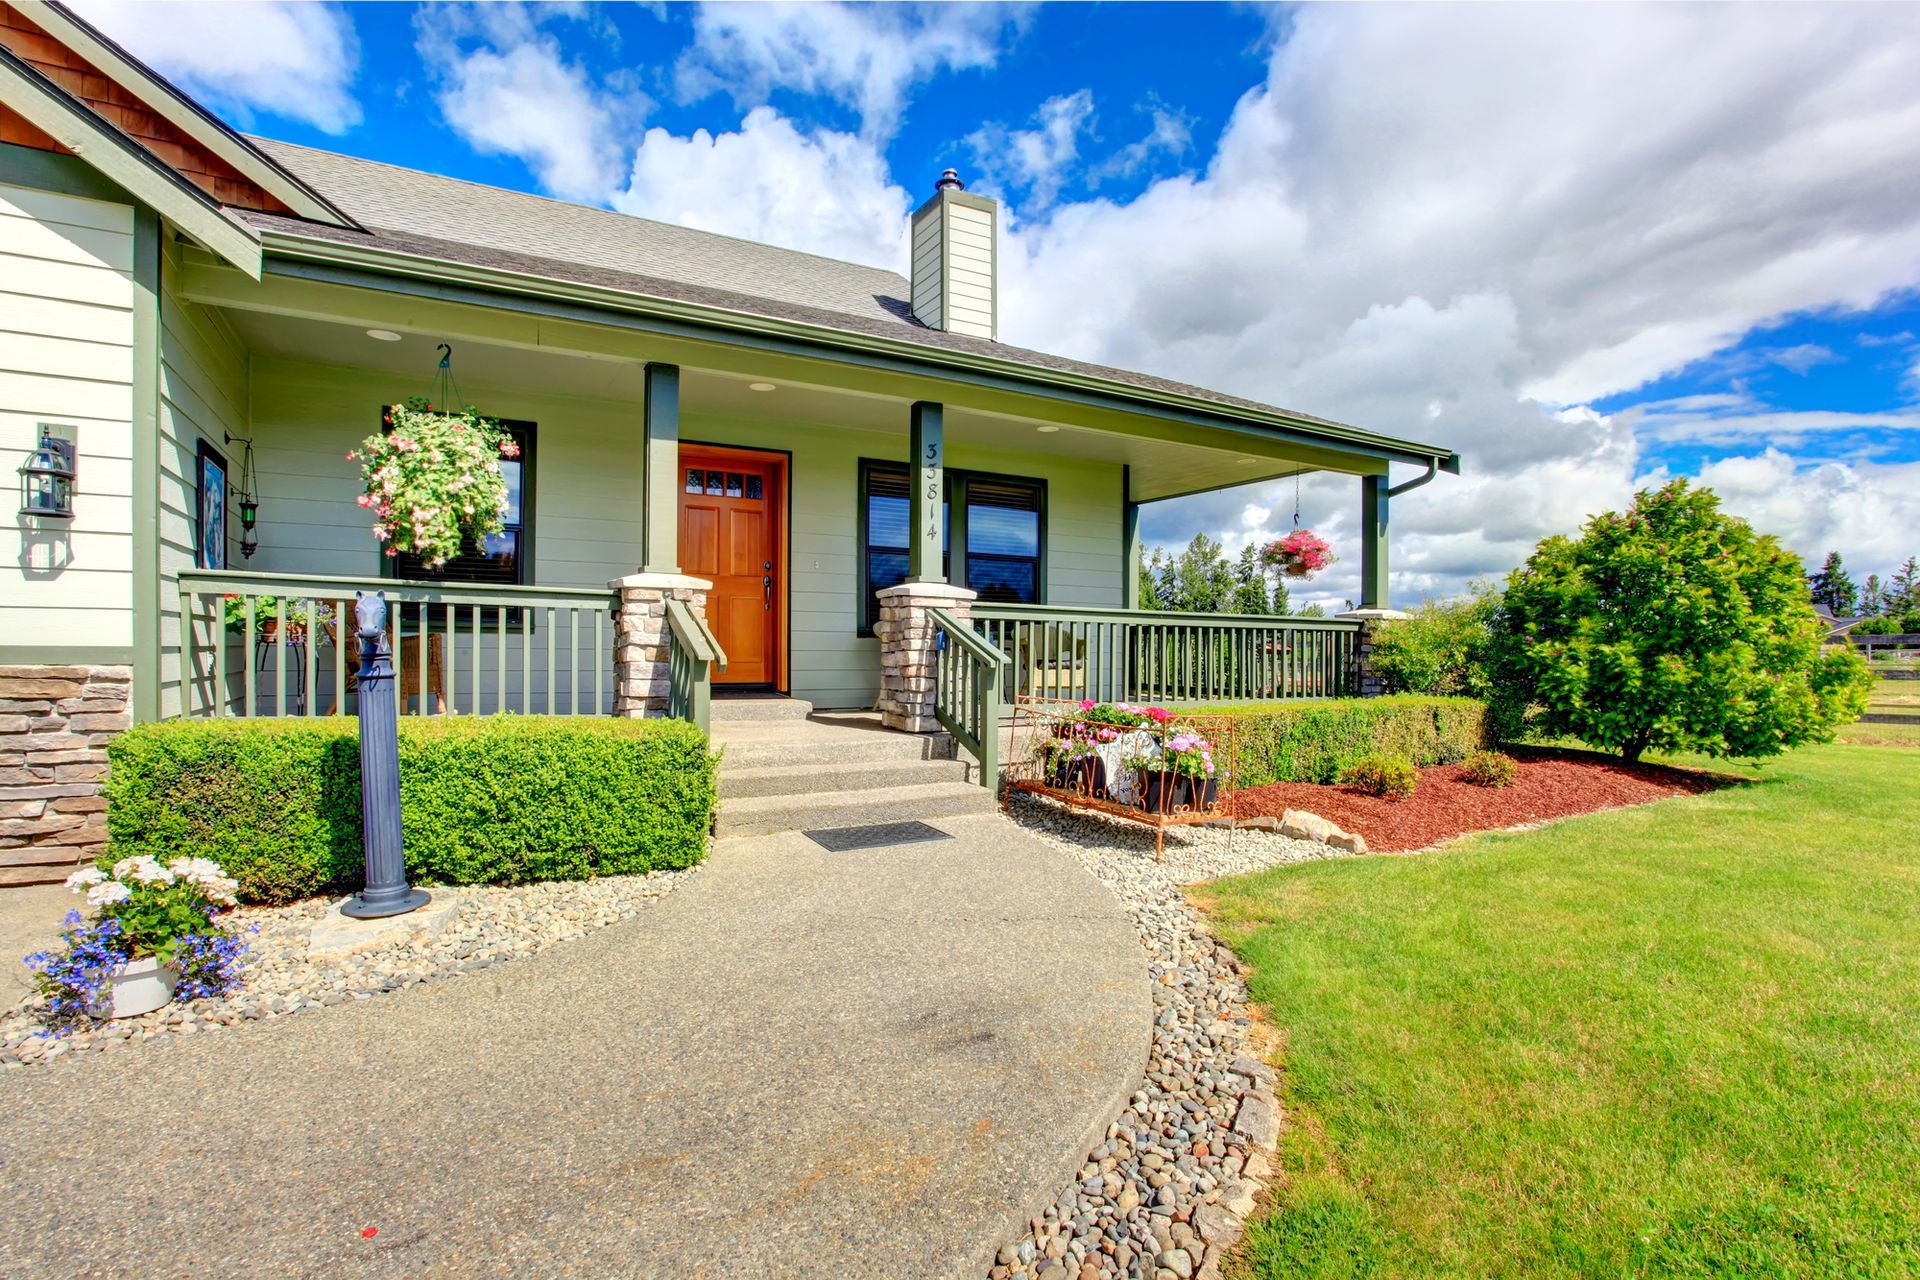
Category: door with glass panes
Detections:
[{"x1": 679, "y1": 446, "x2": 781, "y2": 685}]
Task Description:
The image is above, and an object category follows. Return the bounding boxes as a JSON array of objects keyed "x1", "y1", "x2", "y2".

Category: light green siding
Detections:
[
  {"x1": 684, "y1": 410, "x2": 1123, "y2": 709},
  {"x1": 155, "y1": 241, "x2": 247, "y2": 716},
  {"x1": 0, "y1": 180, "x2": 136, "y2": 656}
]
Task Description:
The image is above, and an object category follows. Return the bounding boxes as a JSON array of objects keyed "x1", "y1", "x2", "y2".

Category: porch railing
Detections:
[
  {"x1": 176, "y1": 569, "x2": 618, "y2": 719},
  {"x1": 970, "y1": 603, "x2": 1363, "y2": 705},
  {"x1": 665, "y1": 598, "x2": 727, "y2": 735},
  {"x1": 931, "y1": 607, "x2": 1006, "y2": 785}
]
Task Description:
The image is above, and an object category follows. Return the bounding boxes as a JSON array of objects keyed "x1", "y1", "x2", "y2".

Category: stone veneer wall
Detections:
[
  {"x1": 0, "y1": 665, "x2": 130, "y2": 885},
  {"x1": 874, "y1": 581, "x2": 976, "y2": 734},
  {"x1": 610, "y1": 573, "x2": 710, "y2": 717}
]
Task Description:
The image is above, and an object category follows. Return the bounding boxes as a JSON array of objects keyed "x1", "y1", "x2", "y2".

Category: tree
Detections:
[
  {"x1": 1270, "y1": 578, "x2": 1292, "y2": 616},
  {"x1": 1489, "y1": 480, "x2": 1875, "y2": 762},
  {"x1": 1137, "y1": 548, "x2": 1168, "y2": 611},
  {"x1": 1889, "y1": 556, "x2": 1920, "y2": 615},
  {"x1": 1370, "y1": 583, "x2": 1501, "y2": 699},
  {"x1": 1807, "y1": 550, "x2": 1859, "y2": 615},
  {"x1": 1165, "y1": 534, "x2": 1234, "y2": 613},
  {"x1": 1860, "y1": 573, "x2": 1886, "y2": 617},
  {"x1": 1230, "y1": 544, "x2": 1272, "y2": 615}
]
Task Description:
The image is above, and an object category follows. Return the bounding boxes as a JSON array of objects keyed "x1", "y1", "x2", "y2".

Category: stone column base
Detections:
[
  {"x1": 1335, "y1": 609, "x2": 1409, "y2": 697},
  {"x1": 0, "y1": 664, "x2": 131, "y2": 886},
  {"x1": 875, "y1": 581, "x2": 976, "y2": 734},
  {"x1": 610, "y1": 572, "x2": 713, "y2": 717}
]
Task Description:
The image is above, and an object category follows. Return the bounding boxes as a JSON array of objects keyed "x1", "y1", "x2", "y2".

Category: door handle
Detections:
[{"x1": 763, "y1": 569, "x2": 773, "y2": 610}]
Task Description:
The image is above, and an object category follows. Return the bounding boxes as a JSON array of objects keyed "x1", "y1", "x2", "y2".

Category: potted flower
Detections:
[
  {"x1": 222, "y1": 594, "x2": 335, "y2": 643},
  {"x1": 1261, "y1": 529, "x2": 1334, "y2": 579},
  {"x1": 1163, "y1": 729, "x2": 1221, "y2": 812},
  {"x1": 27, "y1": 856, "x2": 246, "y2": 1026},
  {"x1": 1124, "y1": 742, "x2": 1181, "y2": 815},
  {"x1": 350, "y1": 395, "x2": 517, "y2": 568}
]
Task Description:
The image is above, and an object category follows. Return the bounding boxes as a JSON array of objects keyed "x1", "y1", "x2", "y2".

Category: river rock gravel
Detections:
[
  {"x1": 994, "y1": 794, "x2": 1354, "y2": 1280},
  {"x1": 1, "y1": 868, "x2": 695, "y2": 1068}
]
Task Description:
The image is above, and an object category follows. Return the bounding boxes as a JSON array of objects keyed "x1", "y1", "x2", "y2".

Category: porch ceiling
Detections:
[{"x1": 213, "y1": 297, "x2": 1359, "y2": 505}]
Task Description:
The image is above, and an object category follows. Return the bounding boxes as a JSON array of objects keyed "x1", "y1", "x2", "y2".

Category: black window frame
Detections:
[
  {"x1": 856, "y1": 457, "x2": 1046, "y2": 635},
  {"x1": 377, "y1": 411, "x2": 536, "y2": 592}
]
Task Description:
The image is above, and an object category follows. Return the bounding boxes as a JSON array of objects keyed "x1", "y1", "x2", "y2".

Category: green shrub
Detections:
[
  {"x1": 106, "y1": 716, "x2": 717, "y2": 905},
  {"x1": 1459, "y1": 749, "x2": 1518, "y2": 788},
  {"x1": 1180, "y1": 695, "x2": 1490, "y2": 786},
  {"x1": 1339, "y1": 752, "x2": 1419, "y2": 798},
  {"x1": 1368, "y1": 585, "x2": 1500, "y2": 698}
]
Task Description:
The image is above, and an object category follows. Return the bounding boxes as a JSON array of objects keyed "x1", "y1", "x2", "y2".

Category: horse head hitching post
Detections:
[{"x1": 341, "y1": 590, "x2": 429, "y2": 920}]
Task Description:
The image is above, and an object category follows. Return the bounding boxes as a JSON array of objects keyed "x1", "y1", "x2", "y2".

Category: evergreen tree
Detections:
[
  {"x1": 1230, "y1": 544, "x2": 1272, "y2": 615},
  {"x1": 1807, "y1": 550, "x2": 1859, "y2": 615},
  {"x1": 1270, "y1": 578, "x2": 1292, "y2": 616},
  {"x1": 1168, "y1": 534, "x2": 1234, "y2": 612},
  {"x1": 1890, "y1": 556, "x2": 1920, "y2": 614},
  {"x1": 1137, "y1": 548, "x2": 1167, "y2": 610},
  {"x1": 1860, "y1": 573, "x2": 1885, "y2": 617}
]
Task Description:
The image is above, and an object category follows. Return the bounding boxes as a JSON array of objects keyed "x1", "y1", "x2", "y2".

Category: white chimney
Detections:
[{"x1": 910, "y1": 169, "x2": 997, "y2": 341}]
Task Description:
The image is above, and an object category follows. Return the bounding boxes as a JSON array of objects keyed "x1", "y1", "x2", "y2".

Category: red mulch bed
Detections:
[{"x1": 1227, "y1": 747, "x2": 1737, "y2": 852}]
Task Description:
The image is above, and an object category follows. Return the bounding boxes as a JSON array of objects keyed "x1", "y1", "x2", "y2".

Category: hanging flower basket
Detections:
[
  {"x1": 351, "y1": 396, "x2": 517, "y2": 569},
  {"x1": 1262, "y1": 529, "x2": 1334, "y2": 579}
]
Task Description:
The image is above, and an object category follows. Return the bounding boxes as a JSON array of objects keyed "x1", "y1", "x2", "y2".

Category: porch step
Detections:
[
  {"x1": 711, "y1": 715, "x2": 955, "y2": 770},
  {"x1": 714, "y1": 779, "x2": 997, "y2": 839},
  {"x1": 708, "y1": 696, "x2": 816, "y2": 723},
  {"x1": 718, "y1": 757, "x2": 970, "y2": 799}
]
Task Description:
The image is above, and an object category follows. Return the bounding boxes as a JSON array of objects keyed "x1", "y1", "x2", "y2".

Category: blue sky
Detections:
[{"x1": 77, "y1": 1, "x2": 1920, "y2": 607}]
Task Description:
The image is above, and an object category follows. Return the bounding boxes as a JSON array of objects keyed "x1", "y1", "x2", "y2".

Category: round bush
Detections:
[
  {"x1": 1339, "y1": 752, "x2": 1420, "y2": 799},
  {"x1": 1459, "y1": 750, "x2": 1518, "y2": 788}
]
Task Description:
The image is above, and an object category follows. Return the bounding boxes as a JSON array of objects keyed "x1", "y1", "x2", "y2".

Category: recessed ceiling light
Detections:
[
  {"x1": 748, "y1": 381, "x2": 777, "y2": 392},
  {"x1": 1036, "y1": 424, "x2": 1060, "y2": 433},
  {"x1": 366, "y1": 329, "x2": 402, "y2": 342},
  {"x1": 1236, "y1": 457, "x2": 1256, "y2": 465}
]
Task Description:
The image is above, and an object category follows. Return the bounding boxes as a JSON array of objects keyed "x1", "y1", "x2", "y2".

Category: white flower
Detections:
[
  {"x1": 86, "y1": 881, "x2": 131, "y2": 908},
  {"x1": 113, "y1": 855, "x2": 173, "y2": 886},
  {"x1": 64, "y1": 867, "x2": 106, "y2": 892}
]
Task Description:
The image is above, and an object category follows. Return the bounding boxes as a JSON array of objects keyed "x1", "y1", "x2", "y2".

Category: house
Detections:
[{"x1": 0, "y1": 1, "x2": 1458, "y2": 873}]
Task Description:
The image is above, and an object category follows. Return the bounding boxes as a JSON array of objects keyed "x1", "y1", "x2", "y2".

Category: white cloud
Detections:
[
  {"x1": 414, "y1": 3, "x2": 645, "y2": 202},
  {"x1": 72, "y1": 0, "x2": 360, "y2": 132},
  {"x1": 611, "y1": 107, "x2": 911, "y2": 271},
  {"x1": 965, "y1": 90, "x2": 1095, "y2": 208},
  {"x1": 676, "y1": 2, "x2": 1025, "y2": 138}
]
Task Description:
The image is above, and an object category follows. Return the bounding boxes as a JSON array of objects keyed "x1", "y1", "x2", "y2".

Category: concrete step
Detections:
[
  {"x1": 718, "y1": 757, "x2": 970, "y2": 799},
  {"x1": 715, "y1": 779, "x2": 997, "y2": 839},
  {"x1": 713, "y1": 722, "x2": 954, "y2": 770},
  {"x1": 708, "y1": 696, "x2": 815, "y2": 722}
]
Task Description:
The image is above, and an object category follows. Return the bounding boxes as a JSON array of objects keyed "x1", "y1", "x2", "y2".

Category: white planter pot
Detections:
[{"x1": 97, "y1": 956, "x2": 178, "y2": 1019}]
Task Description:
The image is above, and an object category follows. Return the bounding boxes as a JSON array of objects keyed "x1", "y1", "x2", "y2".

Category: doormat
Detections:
[{"x1": 802, "y1": 820, "x2": 954, "y2": 852}]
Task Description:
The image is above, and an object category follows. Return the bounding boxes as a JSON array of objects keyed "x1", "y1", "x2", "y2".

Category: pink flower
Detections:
[{"x1": 1079, "y1": 699, "x2": 1097, "y2": 712}]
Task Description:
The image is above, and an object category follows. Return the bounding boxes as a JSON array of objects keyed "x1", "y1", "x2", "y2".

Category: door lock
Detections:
[{"x1": 763, "y1": 561, "x2": 773, "y2": 610}]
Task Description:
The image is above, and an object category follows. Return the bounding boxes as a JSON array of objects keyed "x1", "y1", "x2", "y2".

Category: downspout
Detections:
[{"x1": 1385, "y1": 457, "x2": 1440, "y2": 499}]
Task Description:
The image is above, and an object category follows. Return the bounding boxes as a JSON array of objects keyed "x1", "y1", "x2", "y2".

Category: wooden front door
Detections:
[{"x1": 678, "y1": 446, "x2": 784, "y2": 686}]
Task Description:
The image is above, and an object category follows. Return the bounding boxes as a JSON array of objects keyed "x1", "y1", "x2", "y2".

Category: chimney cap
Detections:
[{"x1": 935, "y1": 168, "x2": 965, "y2": 192}]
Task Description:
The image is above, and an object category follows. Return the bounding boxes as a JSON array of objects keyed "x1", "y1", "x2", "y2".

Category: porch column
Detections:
[
  {"x1": 875, "y1": 580, "x2": 975, "y2": 734},
  {"x1": 908, "y1": 400, "x2": 944, "y2": 583},
  {"x1": 1359, "y1": 473, "x2": 1388, "y2": 610},
  {"x1": 641, "y1": 363, "x2": 680, "y2": 574},
  {"x1": 1121, "y1": 465, "x2": 1142, "y2": 610}
]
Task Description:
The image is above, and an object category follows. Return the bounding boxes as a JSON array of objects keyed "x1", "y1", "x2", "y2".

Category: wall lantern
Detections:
[
  {"x1": 18, "y1": 426, "x2": 76, "y2": 520},
  {"x1": 227, "y1": 431, "x2": 260, "y2": 558}
]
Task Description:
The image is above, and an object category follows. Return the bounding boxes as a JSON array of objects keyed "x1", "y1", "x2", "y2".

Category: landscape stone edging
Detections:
[{"x1": 0, "y1": 665, "x2": 130, "y2": 887}]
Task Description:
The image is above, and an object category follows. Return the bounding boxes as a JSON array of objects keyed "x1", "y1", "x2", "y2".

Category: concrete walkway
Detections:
[{"x1": 0, "y1": 812, "x2": 1148, "y2": 1279}]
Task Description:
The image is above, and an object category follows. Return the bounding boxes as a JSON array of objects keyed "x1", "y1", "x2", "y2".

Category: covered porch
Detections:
[{"x1": 159, "y1": 246, "x2": 1450, "y2": 734}]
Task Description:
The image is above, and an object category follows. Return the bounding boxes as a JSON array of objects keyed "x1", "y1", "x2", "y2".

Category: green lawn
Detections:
[{"x1": 1196, "y1": 742, "x2": 1920, "y2": 1279}]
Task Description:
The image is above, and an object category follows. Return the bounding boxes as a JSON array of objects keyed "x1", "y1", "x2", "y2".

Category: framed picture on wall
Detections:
[{"x1": 196, "y1": 439, "x2": 227, "y2": 570}]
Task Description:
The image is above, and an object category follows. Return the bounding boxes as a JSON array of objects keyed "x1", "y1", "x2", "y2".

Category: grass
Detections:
[
  {"x1": 1195, "y1": 741, "x2": 1920, "y2": 1278},
  {"x1": 1838, "y1": 679, "x2": 1920, "y2": 746}
]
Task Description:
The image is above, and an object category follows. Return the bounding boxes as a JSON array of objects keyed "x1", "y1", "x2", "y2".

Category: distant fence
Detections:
[{"x1": 1850, "y1": 633, "x2": 1920, "y2": 655}]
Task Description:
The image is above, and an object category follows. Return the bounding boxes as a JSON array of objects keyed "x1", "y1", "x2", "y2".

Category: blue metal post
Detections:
[{"x1": 342, "y1": 591, "x2": 428, "y2": 920}]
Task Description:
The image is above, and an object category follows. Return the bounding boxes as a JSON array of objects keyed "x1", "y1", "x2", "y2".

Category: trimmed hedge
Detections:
[
  {"x1": 1177, "y1": 695, "x2": 1490, "y2": 786},
  {"x1": 106, "y1": 716, "x2": 717, "y2": 905}
]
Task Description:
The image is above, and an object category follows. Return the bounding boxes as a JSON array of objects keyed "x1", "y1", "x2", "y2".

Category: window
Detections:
[
  {"x1": 387, "y1": 416, "x2": 534, "y2": 586},
  {"x1": 858, "y1": 459, "x2": 1043, "y2": 633}
]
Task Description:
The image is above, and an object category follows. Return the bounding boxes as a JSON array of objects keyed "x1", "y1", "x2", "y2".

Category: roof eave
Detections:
[{"x1": 252, "y1": 227, "x2": 1460, "y2": 474}]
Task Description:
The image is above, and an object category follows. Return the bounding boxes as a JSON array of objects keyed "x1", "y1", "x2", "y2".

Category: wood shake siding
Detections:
[{"x1": 0, "y1": 3, "x2": 290, "y2": 213}]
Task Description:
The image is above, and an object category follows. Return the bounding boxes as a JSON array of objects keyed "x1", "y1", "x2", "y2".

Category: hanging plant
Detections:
[
  {"x1": 349, "y1": 395, "x2": 517, "y2": 568},
  {"x1": 1262, "y1": 529, "x2": 1334, "y2": 579}
]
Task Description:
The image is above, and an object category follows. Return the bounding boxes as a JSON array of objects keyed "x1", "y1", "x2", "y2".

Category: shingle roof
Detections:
[{"x1": 240, "y1": 138, "x2": 1454, "y2": 463}]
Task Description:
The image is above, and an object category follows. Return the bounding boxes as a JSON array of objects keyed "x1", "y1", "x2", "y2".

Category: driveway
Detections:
[{"x1": 0, "y1": 812, "x2": 1148, "y2": 1279}]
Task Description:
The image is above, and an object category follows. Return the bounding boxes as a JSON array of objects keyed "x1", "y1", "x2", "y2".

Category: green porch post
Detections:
[
  {"x1": 908, "y1": 400, "x2": 945, "y2": 583},
  {"x1": 641, "y1": 363, "x2": 680, "y2": 574},
  {"x1": 1360, "y1": 473, "x2": 1389, "y2": 610},
  {"x1": 130, "y1": 209, "x2": 161, "y2": 722},
  {"x1": 1121, "y1": 464, "x2": 1142, "y2": 610}
]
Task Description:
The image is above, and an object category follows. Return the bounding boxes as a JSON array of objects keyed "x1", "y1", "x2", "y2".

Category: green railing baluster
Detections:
[
  {"x1": 305, "y1": 599, "x2": 318, "y2": 717},
  {"x1": 241, "y1": 603, "x2": 256, "y2": 718},
  {"x1": 545, "y1": 608, "x2": 556, "y2": 715},
  {"x1": 569, "y1": 608, "x2": 580, "y2": 716}
]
